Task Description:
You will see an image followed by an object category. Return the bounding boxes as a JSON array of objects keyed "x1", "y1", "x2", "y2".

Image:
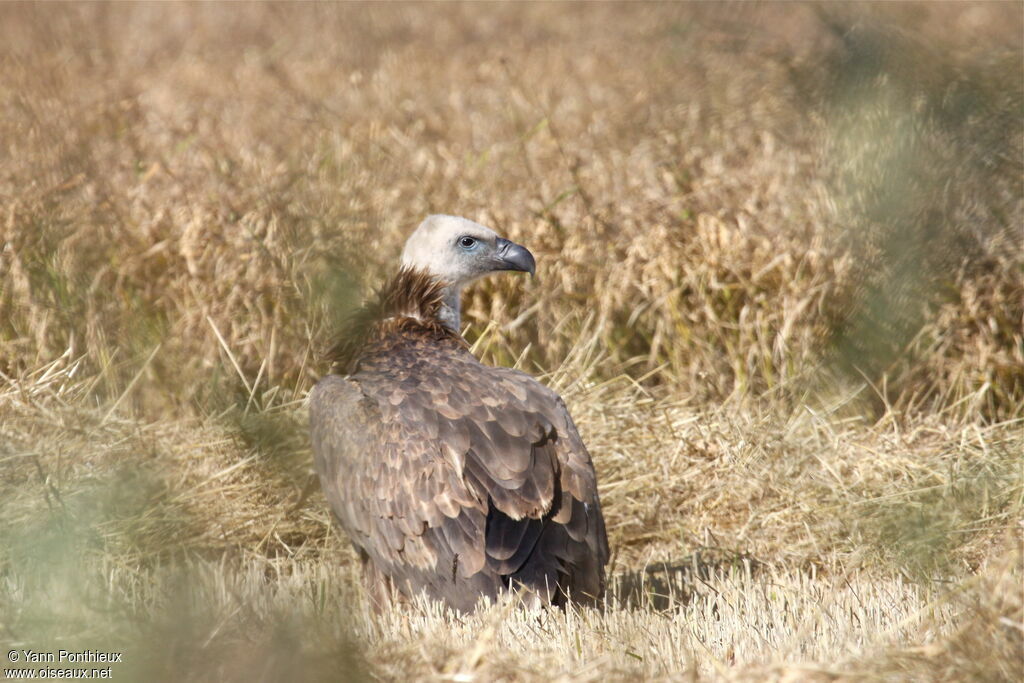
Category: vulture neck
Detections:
[{"x1": 438, "y1": 285, "x2": 462, "y2": 332}]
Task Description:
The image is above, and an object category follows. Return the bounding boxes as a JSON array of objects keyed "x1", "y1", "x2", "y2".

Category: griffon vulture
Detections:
[{"x1": 310, "y1": 215, "x2": 608, "y2": 612}]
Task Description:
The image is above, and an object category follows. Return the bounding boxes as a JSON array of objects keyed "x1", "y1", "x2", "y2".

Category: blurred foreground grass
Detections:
[{"x1": 1, "y1": 3, "x2": 1021, "y2": 681}]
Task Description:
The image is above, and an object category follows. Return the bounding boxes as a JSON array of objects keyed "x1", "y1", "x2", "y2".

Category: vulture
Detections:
[{"x1": 310, "y1": 215, "x2": 608, "y2": 612}]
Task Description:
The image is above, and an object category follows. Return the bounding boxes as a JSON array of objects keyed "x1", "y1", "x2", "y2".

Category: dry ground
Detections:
[{"x1": 1, "y1": 3, "x2": 1022, "y2": 681}]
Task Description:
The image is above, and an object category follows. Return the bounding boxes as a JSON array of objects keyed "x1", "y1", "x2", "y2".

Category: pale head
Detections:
[
  {"x1": 400, "y1": 215, "x2": 535, "y2": 288},
  {"x1": 399, "y1": 215, "x2": 535, "y2": 331}
]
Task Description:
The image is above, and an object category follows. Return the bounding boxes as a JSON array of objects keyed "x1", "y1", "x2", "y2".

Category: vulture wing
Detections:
[{"x1": 310, "y1": 331, "x2": 608, "y2": 612}]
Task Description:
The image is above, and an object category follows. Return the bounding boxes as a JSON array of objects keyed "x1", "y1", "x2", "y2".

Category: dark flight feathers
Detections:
[{"x1": 310, "y1": 268, "x2": 609, "y2": 612}]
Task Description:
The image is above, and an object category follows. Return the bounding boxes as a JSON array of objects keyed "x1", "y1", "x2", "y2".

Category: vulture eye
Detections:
[{"x1": 458, "y1": 236, "x2": 477, "y2": 250}]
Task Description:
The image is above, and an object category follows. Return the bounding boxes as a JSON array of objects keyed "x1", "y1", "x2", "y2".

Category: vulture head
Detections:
[{"x1": 401, "y1": 215, "x2": 535, "y2": 331}]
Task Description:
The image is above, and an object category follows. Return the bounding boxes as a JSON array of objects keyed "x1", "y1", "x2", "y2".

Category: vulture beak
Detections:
[{"x1": 494, "y1": 238, "x2": 536, "y2": 278}]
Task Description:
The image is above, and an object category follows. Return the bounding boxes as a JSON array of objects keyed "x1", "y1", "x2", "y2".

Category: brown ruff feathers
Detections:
[{"x1": 327, "y1": 266, "x2": 465, "y2": 373}]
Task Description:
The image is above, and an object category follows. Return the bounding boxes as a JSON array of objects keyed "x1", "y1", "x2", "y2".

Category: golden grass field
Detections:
[{"x1": 1, "y1": 3, "x2": 1022, "y2": 681}]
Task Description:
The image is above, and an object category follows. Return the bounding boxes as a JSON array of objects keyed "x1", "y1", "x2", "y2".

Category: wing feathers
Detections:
[
  {"x1": 486, "y1": 513, "x2": 545, "y2": 575},
  {"x1": 485, "y1": 507, "x2": 538, "y2": 561},
  {"x1": 438, "y1": 515, "x2": 486, "y2": 577},
  {"x1": 310, "y1": 330, "x2": 608, "y2": 612},
  {"x1": 437, "y1": 419, "x2": 470, "y2": 457}
]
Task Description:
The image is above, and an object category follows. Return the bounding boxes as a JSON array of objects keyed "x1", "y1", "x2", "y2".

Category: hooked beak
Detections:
[{"x1": 494, "y1": 237, "x2": 536, "y2": 277}]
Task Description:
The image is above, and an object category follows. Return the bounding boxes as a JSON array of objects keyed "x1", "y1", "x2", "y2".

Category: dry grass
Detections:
[{"x1": 1, "y1": 3, "x2": 1022, "y2": 681}]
